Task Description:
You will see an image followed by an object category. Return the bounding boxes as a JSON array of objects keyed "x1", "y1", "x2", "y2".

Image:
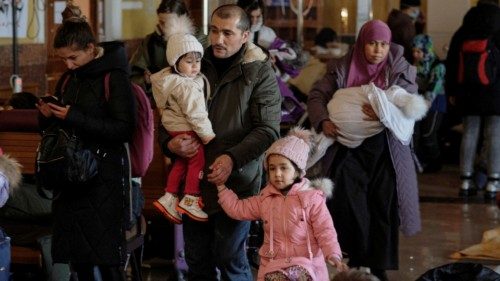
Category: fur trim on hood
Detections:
[
  {"x1": 0, "y1": 154, "x2": 22, "y2": 193},
  {"x1": 309, "y1": 178, "x2": 334, "y2": 199},
  {"x1": 242, "y1": 42, "x2": 268, "y2": 64}
]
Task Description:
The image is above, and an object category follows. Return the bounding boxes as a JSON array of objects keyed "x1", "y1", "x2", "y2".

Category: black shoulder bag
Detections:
[{"x1": 35, "y1": 76, "x2": 98, "y2": 199}]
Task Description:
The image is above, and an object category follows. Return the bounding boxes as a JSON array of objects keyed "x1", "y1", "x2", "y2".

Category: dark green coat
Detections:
[{"x1": 200, "y1": 43, "x2": 281, "y2": 214}]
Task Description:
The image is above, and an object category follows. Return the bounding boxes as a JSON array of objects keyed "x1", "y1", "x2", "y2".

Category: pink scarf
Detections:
[{"x1": 346, "y1": 20, "x2": 391, "y2": 89}]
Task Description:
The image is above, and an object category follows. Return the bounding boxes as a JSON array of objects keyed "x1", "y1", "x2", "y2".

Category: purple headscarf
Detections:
[{"x1": 346, "y1": 20, "x2": 392, "y2": 89}]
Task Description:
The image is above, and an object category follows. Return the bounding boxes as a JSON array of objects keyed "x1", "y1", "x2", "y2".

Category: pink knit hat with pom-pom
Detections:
[{"x1": 264, "y1": 127, "x2": 312, "y2": 177}]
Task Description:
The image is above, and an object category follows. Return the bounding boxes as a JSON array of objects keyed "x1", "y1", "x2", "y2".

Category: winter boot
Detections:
[
  {"x1": 177, "y1": 195, "x2": 208, "y2": 222},
  {"x1": 485, "y1": 177, "x2": 499, "y2": 200},
  {"x1": 153, "y1": 193, "x2": 182, "y2": 224},
  {"x1": 459, "y1": 174, "x2": 477, "y2": 197}
]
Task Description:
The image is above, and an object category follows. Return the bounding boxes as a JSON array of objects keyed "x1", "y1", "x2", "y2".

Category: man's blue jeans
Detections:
[{"x1": 183, "y1": 211, "x2": 252, "y2": 281}]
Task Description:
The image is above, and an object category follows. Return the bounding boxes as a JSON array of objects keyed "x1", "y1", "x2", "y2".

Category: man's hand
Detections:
[
  {"x1": 322, "y1": 120, "x2": 338, "y2": 138},
  {"x1": 208, "y1": 154, "x2": 233, "y2": 186},
  {"x1": 167, "y1": 134, "x2": 200, "y2": 158},
  {"x1": 362, "y1": 103, "x2": 379, "y2": 121}
]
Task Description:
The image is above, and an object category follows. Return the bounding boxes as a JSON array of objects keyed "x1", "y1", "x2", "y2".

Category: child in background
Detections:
[
  {"x1": 412, "y1": 34, "x2": 446, "y2": 173},
  {"x1": 151, "y1": 15, "x2": 214, "y2": 223},
  {"x1": 217, "y1": 128, "x2": 348, "y2": 280}
]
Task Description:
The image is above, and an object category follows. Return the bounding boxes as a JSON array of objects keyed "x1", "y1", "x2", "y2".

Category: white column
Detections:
[
  {"x1": 104, "y1": 0, "x2": 122, "y2": 41},
  {"x1": 356, "y1": 0, "x2": 372, "y2": 36}
]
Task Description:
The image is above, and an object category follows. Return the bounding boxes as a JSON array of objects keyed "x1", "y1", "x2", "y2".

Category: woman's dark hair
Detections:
[
  {"x1": 7, "y1": 92, "x2": 38, "y2": 109},
  {"x1": 237, "y1": 0, "x2": 266, "y2": 18},
  {"x1": 314, "y1": 27, "x2": 338, "y2": 48},
  {"x1": 53, "y1": 2, "x2": 96, "y2": 50},
  {"x1": 157, "y1": 0, "x2": 189, "y2": 16}
]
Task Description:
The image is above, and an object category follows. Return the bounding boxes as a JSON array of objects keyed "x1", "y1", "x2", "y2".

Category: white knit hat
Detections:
[{"x1": 166, "y1": 33, "x2": 204, "y2": 67}]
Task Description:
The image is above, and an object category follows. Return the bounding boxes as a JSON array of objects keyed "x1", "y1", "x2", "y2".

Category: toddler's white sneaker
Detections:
[
  {"x1": 153, "y1": 193, "x2": 182, "y2": 224},
  {"x1": 177, "y1": 195, "x2": 208, "y2": 222}
]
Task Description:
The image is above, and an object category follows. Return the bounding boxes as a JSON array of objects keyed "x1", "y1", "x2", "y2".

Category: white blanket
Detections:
[{"x1": 307, "y1": 83, "x2": 428, "y2": 169}]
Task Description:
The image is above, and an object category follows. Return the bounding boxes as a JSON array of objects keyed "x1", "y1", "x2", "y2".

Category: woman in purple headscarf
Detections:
[{"x1": 307, "y1": 20, "x2": 421, "y2": 280}]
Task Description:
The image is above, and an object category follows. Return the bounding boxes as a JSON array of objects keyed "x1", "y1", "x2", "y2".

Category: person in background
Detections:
[
  {"x1": 158, "y1": 4, "x2": 281, "y2": 280},
  {"x1": 387, "y1": 0, "x2": 422, "y2": 63},
  {"x1": 151, "y1": 15, "x2": 214, "y2": 223},
  {"x1": 237, "y1": 0, "x2": 277, "y2": 49},
  {"x1": 4, "y1": 92, "x2": 38, "y2": 110},
  {"x1": 217, "y1": 128, "x2": 347, "y2": 280},
  {"x1": 412, "y1": 34, "x2": 446, "y2": 173},
  {"x1": 129, "y1": 0, "x2": 207, "y2": 105},
  {"x1": 311, "y1": 27, "x2": 338, "y2": 55},
  {"x1": 446, "y1": 0, "x2": 500, "y2": 199},
  {"x1": 36, "y1": 3, "x2": 136, "y2": 280},
  {"x1": 307, "y1": 20, "x2": 421, "y2": 281}
]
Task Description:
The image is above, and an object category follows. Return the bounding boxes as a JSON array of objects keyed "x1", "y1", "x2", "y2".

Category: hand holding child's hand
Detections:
[
  {"x1": 208, "y1": 154, "x2": 233, "y2": 186},
  {"x1": 327, "y1": 255, "x2": 348, "y2": 272}
]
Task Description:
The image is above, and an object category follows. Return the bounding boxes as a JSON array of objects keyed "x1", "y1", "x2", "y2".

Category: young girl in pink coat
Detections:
[{"x1": 217, "y1": 128, "x2": 348, "y2": 280}]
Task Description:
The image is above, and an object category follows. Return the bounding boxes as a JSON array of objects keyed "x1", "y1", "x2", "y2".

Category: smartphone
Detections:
[{"x1": 40, "y1": 96, "x2": 63, "y2": 106}]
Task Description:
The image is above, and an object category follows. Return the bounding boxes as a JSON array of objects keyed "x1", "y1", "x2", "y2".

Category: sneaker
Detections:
[
  {"x1": 153, "y1": 193, "x2": 182, "y2": 224},
  {"x1": 459, "y1": 176, "x2": 477, "y2": 197},
  {"x1": 176, "y1": 195, "x2": 208, "y2": 222},
  {"x1": 485, "y1": 178, "x2": 499, "y2": 200}
]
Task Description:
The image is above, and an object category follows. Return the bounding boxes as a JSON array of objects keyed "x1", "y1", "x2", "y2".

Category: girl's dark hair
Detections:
[
  {"x1": 53, "y1": 2, "x2": 96, "y2": 50},
  {"x1": 237, "y1": 0, "x2": 266, "y2": 18},
  {"x1": 314, "y1": 27, "x2": 338, "y2": 48},
  {"x1": 157, "y1": 0, "x2": 189, "y2": 16}
]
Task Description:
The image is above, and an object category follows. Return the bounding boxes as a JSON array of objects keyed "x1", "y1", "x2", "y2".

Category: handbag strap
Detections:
[{"x1": 268, "y1": 196, "x2": 313, "y2": 261}]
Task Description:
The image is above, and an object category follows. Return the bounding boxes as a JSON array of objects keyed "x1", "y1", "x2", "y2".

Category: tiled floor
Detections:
[{"x1": 140, "y1": 164, "x2": 500, "y2": 281}]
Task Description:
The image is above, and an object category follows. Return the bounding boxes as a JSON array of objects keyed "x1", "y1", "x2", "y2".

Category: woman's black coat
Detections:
[{"x1": 40, "y1": 41, "x2": 136, "y2": 265}]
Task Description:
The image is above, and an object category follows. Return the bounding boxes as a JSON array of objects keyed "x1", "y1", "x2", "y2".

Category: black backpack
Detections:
[{"x1": 457, "y1": 37, "x2": 500, "y2": 86}]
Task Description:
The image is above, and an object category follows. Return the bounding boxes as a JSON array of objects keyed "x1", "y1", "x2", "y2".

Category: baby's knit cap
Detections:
[
  {"x1": 166, "y1": 33, "x2": 204, "y2": 67},
  {"x1": 163, "y1": 14, "x2": 204, "y2": 68},
  {"x1": 264, "y1": 127, "x2": 312, "y2": 177}
]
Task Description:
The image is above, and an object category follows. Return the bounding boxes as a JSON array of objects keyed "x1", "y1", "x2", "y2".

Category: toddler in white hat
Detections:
[{"x1": 151, "y1": 15, "x2": 213, "y2": 224}]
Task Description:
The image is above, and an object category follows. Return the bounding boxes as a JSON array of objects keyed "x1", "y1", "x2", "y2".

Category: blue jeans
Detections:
[
  {"x1": 183, "y1": 212, "x2": 252, "y2": 281},
  {"x1": 460, "y1": 116, "x2": 500, "y2": 177}
]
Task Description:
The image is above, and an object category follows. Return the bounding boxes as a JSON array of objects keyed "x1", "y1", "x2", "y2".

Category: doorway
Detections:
[{"x1": 45, "y1": 0, "x2": 98, "y2": 93}]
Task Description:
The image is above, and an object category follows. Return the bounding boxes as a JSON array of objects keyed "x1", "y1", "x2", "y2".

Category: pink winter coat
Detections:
[{"x1": 218, "y1": 178, "x2": 341, "y2": 280}]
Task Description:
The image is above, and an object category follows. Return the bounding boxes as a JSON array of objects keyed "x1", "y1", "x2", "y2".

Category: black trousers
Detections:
[
  {"x1": 329, "y1": 132, "x2": 400, "y2": 270},
  {"x1": 72, "y1": 263, "x2": 125, "y2": 281}
]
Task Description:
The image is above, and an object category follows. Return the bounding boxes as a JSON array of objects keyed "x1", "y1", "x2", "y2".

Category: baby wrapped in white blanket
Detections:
[{"x1": 307, "y1": 83, "x2": 428, "y2": 169}]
